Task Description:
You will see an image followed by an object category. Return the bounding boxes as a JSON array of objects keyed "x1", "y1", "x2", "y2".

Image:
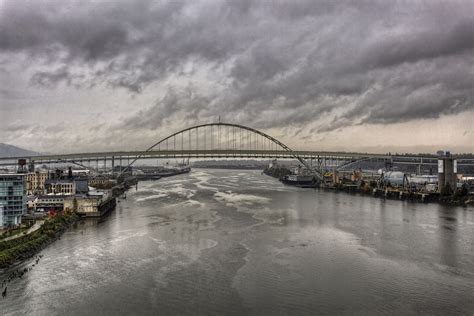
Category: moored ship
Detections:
[
  {"x1": 158, "y1": 164, "x2": 191, "y2": 177},
  {"x1": 280, "y1": 174, "x2": 319, "y2": 188}
]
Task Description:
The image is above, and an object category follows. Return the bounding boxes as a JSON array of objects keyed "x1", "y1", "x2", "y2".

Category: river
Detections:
[{"x1": 1, "y1": 169, "x2": 474, "y2": 315}]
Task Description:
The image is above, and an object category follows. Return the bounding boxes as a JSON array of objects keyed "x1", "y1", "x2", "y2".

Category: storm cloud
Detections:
[{"x1": 0, "y1": 0, "x2": 473, "y2": 152}]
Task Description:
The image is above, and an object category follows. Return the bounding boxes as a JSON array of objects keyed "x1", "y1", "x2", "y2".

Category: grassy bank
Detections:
[
  {"x1": 0, "y1": 222, "x2": 35, "y2": 240},
  {"x1": 0, "y1": 211, "x2": 79, "y2": 269}
]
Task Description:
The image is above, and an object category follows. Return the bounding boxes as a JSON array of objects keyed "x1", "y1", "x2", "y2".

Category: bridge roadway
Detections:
[{"x1": 0, "y1": 150, "x2": 473, "y2": 167}]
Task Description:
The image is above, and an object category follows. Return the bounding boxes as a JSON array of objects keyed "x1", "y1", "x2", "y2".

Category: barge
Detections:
[{"x1": 280, "y1": 174, "x2": 319, "y2": 188}]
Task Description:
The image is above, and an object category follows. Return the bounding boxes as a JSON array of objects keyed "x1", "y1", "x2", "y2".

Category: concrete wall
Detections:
[
  {"x1": 64, "y1": 197, "x2": 101, "y2": 215},
  {"x1": 438, "y1": 158, "x2": 457, "y2": 192}
]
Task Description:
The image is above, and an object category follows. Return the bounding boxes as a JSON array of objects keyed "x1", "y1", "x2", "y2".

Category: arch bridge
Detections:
[
  {"x1": 1, "y1": 122, "x2": 472, "y2": 176},
  {"x1": 120, "y1": 123, "x2": 323, "y2": 179}
]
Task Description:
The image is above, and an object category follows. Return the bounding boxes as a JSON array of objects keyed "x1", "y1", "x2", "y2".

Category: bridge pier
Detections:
[{"x1": 417, "y1": 157, "x2": 423, "y2": 175}]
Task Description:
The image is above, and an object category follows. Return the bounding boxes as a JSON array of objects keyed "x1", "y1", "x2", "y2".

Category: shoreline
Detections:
[
  {"x1": 263, "y1": 167, "x2": 473, "y2": 207},
  {"x1": 0, "y1": 211, "x2": 79, "y2": 270},
  {"x1": 320, "y1": 186, "x2": 472, "y2": 207},
  {"x1": 0, "y1": 172, "x2": 181, "y2": 268}
]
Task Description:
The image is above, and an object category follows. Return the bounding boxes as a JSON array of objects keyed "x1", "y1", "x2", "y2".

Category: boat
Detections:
[
  {"x1": 280, "y1": 174, "x2": 319, "y2": 188},
  {"x1": 135, "y1": 174, "x2": 162, "y2": 181},
  {"x1": 158, "y1": 164, "x2": 191, "y2": 177}
]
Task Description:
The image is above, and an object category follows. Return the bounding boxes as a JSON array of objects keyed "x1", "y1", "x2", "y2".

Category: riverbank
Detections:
[
  {"x1": 263, "y1": 167, "x2": 473, "y2": 207},
  {"x1": 113, "y1": 176, "x2": 138, "y2": 197},
  {"x1": 0, "y1": 211, "x2": 79, "y2": 269},
  {"x1": 333, "y1": 181, "x2": 472, "y2": 206},
  {"x1": 1, "y1": 221, "x2": 44, "y2": 242}
]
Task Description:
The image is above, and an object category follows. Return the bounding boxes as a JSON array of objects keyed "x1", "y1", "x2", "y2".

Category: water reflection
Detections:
[
  {"x1": 438, "y1": 206, "x2": 459, "y2": 268},
  {"x1": 1, "y1": 169, "x2": 473, "y2": 315}
]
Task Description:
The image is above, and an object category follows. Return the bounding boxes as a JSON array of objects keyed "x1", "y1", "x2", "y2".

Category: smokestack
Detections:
[{"x1": 68, "y1": 166, "x2": 73, "y2": 179}]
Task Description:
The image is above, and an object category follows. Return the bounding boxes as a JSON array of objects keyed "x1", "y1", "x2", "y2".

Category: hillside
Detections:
[{"x1": 0, "y1": 143, "x2": 40, "y2": 157}]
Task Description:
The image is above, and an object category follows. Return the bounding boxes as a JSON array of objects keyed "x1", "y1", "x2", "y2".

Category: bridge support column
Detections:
[
  {"x1": 111, "y1": 156, "x2": 115, "y2": 172},
  {"x1": 417, "y1": 157, "x2": 423, "y2": 175}
]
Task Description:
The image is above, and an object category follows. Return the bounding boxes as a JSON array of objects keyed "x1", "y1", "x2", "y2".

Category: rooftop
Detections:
[{"x1": 45, "y1": 179, "x2": 74, "y2": 184}]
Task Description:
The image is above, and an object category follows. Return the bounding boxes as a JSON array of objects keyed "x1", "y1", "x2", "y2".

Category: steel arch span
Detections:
[{"x1": 120, "y1": 122, "x2": 323, "y2": 179}]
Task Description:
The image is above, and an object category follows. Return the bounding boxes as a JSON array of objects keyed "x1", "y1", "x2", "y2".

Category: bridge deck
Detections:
[{"x1": 0, "y1": 150, "x2": 472, "y2": 167}]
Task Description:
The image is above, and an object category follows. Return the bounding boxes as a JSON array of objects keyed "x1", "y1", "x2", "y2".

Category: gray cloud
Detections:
[
  {"x1": 1, "y1": 0, "x2": 473, "y2": 137},
  {"x1": 358, "y1": 19, "x2": 474, "y2": 70},
  {"x1": 30, "y1": 66, "x2": 73, "y2": 88}
]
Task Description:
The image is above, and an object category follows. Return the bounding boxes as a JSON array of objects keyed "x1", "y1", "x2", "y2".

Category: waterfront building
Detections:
[
  {"x1": 45, "y1": 179, "x2": 76, "y2": 195},
  {"x1": 26, "y1": 170, "x2": 51, "y2": 195},
  {"x1": 89, "y1": 176, "x2": 115, "y2": 188},
  {"x1": 64, "y1": 190, "x2": 115, "y2": 217},
  {"x1": 44, "y1": 177, "x2": 90, "y2": 195},
  {"x1": 74, "y1": 177, "x2": 89, "y2": 194},
  {"x1": 0, "y1": 173, "x2": 27, "y2": 228},
  {"x1": 34, "y1": 195, "x2": 67, "y2": 211}
]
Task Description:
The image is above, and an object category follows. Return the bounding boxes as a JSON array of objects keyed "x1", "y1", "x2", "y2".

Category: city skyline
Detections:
[{"x1": 1, "y1": 0, "x2": 473, "y2": 154}]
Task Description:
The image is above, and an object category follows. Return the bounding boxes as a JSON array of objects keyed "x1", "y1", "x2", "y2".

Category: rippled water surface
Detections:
[{"x1": 1, "y1": 169, "x2": 474, "y2": 315}]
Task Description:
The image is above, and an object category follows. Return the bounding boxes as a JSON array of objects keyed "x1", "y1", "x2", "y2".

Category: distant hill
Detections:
[{"x1": 0, "y1": 143, "x2": 40, "y2": 158}]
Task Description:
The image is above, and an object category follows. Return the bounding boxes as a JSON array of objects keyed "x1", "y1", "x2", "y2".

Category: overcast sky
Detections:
[{"x1": 0, "y1": 0, "x2": 473, "y2": 154}]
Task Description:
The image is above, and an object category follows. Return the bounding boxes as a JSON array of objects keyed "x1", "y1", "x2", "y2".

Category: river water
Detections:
[{"x1": 1, "y1": 169, "x2": 474, "y2": 315}]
